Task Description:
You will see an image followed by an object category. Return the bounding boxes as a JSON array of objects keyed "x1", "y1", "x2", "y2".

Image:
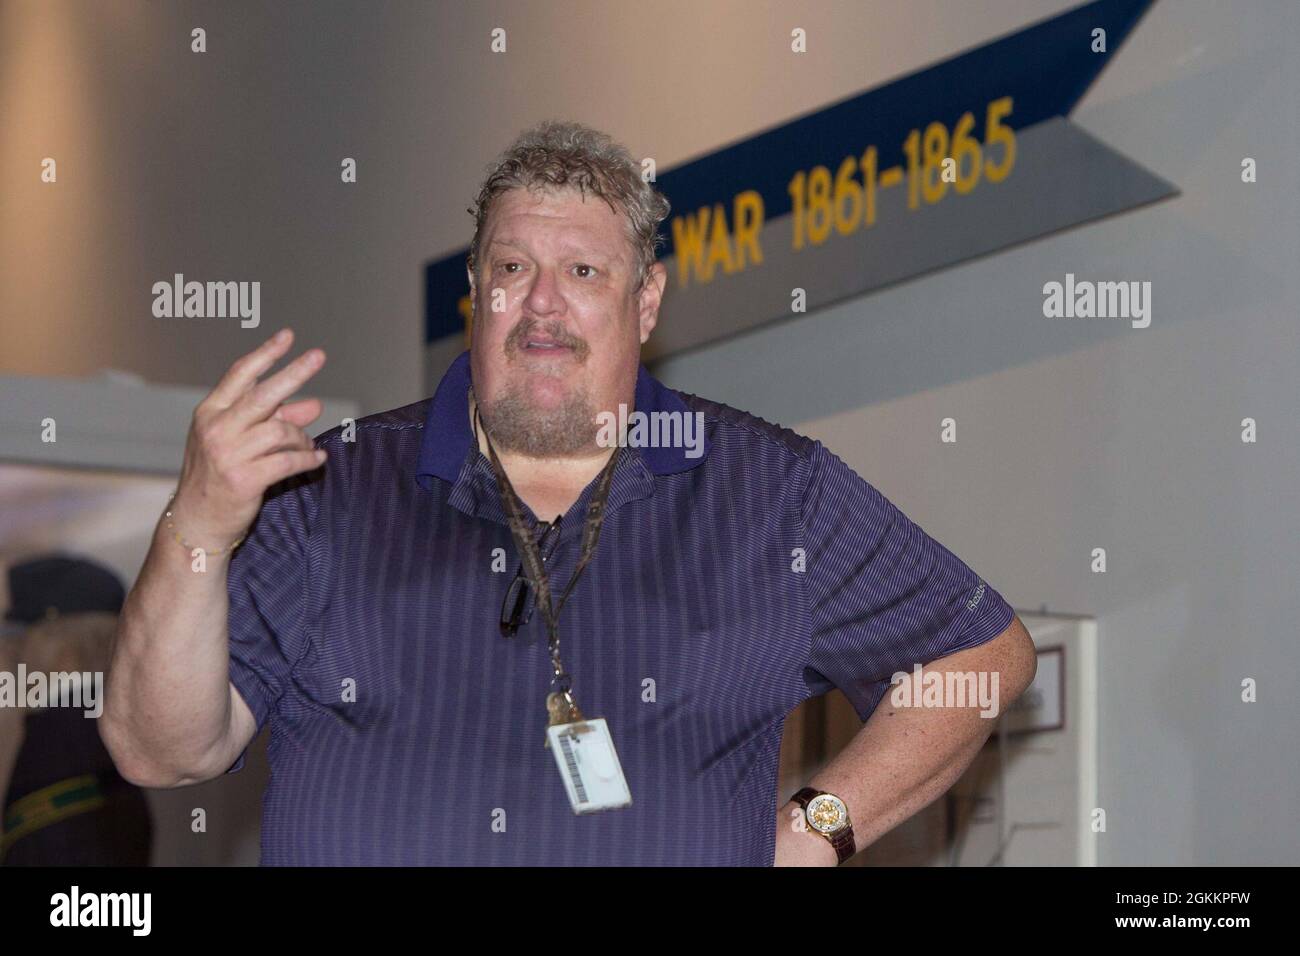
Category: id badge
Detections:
[{"x1": 546, "y1": 718, "x2": 633, "y2": 814}]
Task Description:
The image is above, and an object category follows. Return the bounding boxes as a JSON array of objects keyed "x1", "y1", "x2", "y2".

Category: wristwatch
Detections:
[{"x1": 791, "y1": 787, "x2": 856, "y2": 864}]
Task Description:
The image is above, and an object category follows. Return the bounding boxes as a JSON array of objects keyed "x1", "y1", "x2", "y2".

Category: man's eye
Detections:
[
  {"x1": 573, "y1": 264, "x2": 597, "y2": 278},
  {"x1": 498, "y1": 262, "x2": 521, "y2": 274}
]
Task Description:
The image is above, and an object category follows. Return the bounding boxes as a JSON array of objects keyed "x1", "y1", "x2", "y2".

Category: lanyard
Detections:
[{"x1": 473, "y1": 394, "x2": 621, "y2": 695}]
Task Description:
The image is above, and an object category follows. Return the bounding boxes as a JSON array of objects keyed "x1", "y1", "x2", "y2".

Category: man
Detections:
[
  {"x1": 1, "y1": 556, "x2": 152, "y2": 865},
  {"x1": 100, "y1": 120, "x2": 1037, "y2": 866}
]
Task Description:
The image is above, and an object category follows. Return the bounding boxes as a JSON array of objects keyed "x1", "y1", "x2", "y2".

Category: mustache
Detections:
[{"x1": 504, "y1": 320, "x2": 589, "y2": 357}]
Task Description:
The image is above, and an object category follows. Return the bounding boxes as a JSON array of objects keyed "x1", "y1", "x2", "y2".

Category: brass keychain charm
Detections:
[{"x1": 545, "y1": 689, "x2": 584, "y2": 747}]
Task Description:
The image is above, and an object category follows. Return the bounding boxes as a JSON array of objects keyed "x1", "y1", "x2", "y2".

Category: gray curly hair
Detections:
[{"x1": 466, "y1": 120, "x2": 671, "y2": 293}]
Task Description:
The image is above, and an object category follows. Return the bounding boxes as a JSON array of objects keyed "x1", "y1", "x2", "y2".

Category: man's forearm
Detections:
[
  {"x1": 775, "y1": 617, "x2": 1038, "y2": 865},
  {"x1": 100, "y1": 510, "x2": 239, "y2": 786}
]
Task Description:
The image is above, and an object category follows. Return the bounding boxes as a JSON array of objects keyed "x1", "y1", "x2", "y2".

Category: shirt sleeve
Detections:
[
  {"x1": 799, "y1": 441, "x2": 1015, "y2": 723},
  {"x1": 223, "y1": 472, "x2": 319, "y2": 774}
]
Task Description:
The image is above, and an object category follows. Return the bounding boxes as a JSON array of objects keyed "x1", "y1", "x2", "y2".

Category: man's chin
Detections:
[
  {"x1": 515, "y1": 372, "x2": 577, "y2": 406},
  {"x1": 481, "y1": 385, "x2": 597, "y2": 458}
]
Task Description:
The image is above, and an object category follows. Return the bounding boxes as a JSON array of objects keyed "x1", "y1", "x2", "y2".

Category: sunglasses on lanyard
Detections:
[{"x1": 499, "y1": 513, "x2": 564, "y2": 637}]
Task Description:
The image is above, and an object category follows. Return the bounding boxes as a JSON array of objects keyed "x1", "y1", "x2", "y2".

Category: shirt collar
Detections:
[{"x1": 415, "y1": 350, "x2": 709, "y2": 491}]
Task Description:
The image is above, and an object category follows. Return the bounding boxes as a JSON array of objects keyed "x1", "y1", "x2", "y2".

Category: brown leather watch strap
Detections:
[
  {"x1": 829, "y1": 826, "x2": 856, "y2": 864},
  {"x1": 792, "y1": 786, "x2": 819, "y2": 806}
]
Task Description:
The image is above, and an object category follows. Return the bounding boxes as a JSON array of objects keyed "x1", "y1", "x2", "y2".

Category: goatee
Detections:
[
  {"x1": 474, "y1": 319, "x2": 602, "y2": 457},
  {"x1": 478, "y1": 382, "x2": 598, "y2": 457}
]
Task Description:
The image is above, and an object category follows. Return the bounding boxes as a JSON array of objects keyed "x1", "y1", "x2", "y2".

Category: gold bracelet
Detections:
[{"x1": 163, "y1": 492, "x2": 248, "y2": 557}]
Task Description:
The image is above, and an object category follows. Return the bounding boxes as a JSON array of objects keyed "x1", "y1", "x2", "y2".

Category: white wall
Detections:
[{"x1": 654, "y1": 0, "x2": 1300, "y2": 865}]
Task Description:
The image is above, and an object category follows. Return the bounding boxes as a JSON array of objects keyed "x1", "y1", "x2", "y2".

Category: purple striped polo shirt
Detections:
[{"x1": 223, "y1": 349, "x2": 1014, "y2": 865}]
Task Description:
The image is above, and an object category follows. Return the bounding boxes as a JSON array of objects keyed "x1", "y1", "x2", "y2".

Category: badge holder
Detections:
[
  {"x1": 545, "y1": 689, "x2": 632, "y2": 814},
  {"x1": 547, "y1": 719, "x2": 632, "y2": 814}
]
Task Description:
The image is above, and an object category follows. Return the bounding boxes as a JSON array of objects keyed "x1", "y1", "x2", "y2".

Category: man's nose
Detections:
[{"x1": 522, "y1": 264, "x2": 564, "y2": 317}]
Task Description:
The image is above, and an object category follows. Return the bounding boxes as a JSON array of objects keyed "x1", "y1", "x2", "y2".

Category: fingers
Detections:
[
  {"x1": 176, "y1": 329, "x2": 332, "y2": 541},
  {"x1": 271, "y1": 397, "x2": 324, "y2": 429},
  {"x1": 226, "y1": 346, "x2": 326, "y2": 430},
  {"x1": 240, "y1": 418, "x2": 316, "y2": 460},
  {"x1": 206, "y1": 328, "x2": 296, "y2": 411},
  {"x1": 249, "y1": 448, "x2": 328, "y2": 490}
]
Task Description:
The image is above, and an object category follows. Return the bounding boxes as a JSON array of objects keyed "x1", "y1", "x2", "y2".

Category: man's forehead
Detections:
[
  {"x1": 485, "y1": 233, "x2": 624, "y2": 259},
  {"x1": 483, "y1": 195, "x2": 629, "y2": 259},
  {"x1": 483, "y1": 184, "x2": 634, "y2": 267}
]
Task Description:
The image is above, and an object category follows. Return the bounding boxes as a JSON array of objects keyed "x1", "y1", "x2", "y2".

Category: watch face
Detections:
[{"x1": 806, "y1": 794, "x2": 848, "y2": 834}]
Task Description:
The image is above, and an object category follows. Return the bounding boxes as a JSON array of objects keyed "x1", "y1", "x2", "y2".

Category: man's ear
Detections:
[
  {"x1": 465, "y1": 264, "x2": 478, "y2": 343},
  {"x1": 636, "y1": 261, "x2": 667, "y2": 344}
]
